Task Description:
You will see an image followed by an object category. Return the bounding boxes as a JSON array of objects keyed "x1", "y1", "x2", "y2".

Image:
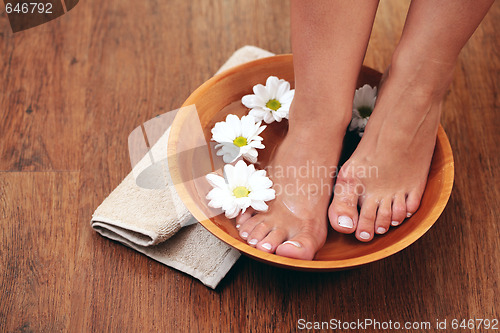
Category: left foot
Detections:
[
  {"x1": 329, "y1": 56, "x2": 454, "y2": 242},
  {"x1": 236, "y1": 95, "x2": 351, "y2": 259}
]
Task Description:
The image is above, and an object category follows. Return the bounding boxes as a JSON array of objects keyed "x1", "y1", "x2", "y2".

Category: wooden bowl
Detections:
[{"x1": 168, "y1": 54, "x2": 454, "y2": 271}]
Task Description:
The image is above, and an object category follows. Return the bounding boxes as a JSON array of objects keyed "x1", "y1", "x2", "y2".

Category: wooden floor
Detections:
[{"x1": 1, "y1": 1, "x2": 498, "y2": 332}]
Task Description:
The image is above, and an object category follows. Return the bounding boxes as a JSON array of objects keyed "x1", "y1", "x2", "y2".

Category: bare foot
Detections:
[
  {"x1": 329, "y1": 58, "x2": 454, "y2": 242},
  {"x1": 236, "y1": 99, "x2": 349, "y2": 259}
]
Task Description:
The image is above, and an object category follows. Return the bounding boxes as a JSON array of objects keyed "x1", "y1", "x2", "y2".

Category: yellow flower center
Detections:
[
  {"x1": 266, "y1": 99, "x2": 281, "y2": 111},
  {"x1": 358, "y1": 106, "x2": 373, "y2": 118},
  {"x1": 233, "y1": 186, "x2": 250, "y2": 198},
  {"x1": 233, "y1": 136, "x2": 248, "y2": 147}
]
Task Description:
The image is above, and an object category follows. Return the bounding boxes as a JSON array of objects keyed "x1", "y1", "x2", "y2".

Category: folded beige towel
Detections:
[{"x1": 91, "y1": 46, "x2": 275, "y2": 288}]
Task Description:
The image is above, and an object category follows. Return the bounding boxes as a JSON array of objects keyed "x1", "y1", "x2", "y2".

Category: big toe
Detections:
[
  {"x1": 328, "y1": 180, "x2": 360, "y2": 234},
  {"x1": 275, "y1": 232, "x2": 323, "y2": 260}
]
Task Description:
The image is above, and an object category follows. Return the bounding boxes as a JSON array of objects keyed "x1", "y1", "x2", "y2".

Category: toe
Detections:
[
  {"x1": 356, "y1": 198, "x2": 378, "y2": 242},
  {"x1": 391, "y1": 193, "x2": 407, "y2": 226},
  {"x1": 236, "y1": 208, "x2": 255, "y2": 227},
  {"x1": 275, "y1": 232, "x2": 322, "y2": 260},
  {"x1": 328, "y1": 179, "x2": 360, "y2": 234},
  {"x1": 238, "y1": 215, "x2": 262, "y2": 240},
  {"x1": 256, "y1": 229, "x2": 288, "y2": 253},
  {"x1": 374, "y1": 198, "x2": 392, "y2": 235},
  {"x1": 246, "y1": 221, "x2": 273, "y2": 247},
  {"x1": 406, "y1": 190, "x2": 422, "y2": 217}
]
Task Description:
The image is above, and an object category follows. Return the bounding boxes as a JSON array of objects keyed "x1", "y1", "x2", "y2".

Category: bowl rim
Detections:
[{"x1": 168, "y1": 54, "x2": 455, "y2": 271}]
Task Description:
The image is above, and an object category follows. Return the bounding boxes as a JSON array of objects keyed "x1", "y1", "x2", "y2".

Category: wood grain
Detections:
[{"x1": 1, "y1": 0, "x2": 498, "y2": 332}]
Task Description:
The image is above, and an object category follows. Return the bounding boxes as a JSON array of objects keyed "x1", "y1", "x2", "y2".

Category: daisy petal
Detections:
[
  {"x1": 275, "y1": 80, "x2": 290, "y2": 99},
  {"x1": 266, "y1": 76, "x2": 280, "y2": 98},
  {"x1": 242, "y1": 149, "x2": 258, "y2": 164},
  {"x1": 232, "y1": 160, "x2": 250, "y2": 186},
  {"x1": 249, "y1": 108, "x2": 268, "y2": 122},
  {"x1": 263, "y1": 111, "x2": 275, "y2": 124},
  {"x1": 250, "y1": 200, "x2": 268, "y2": 212},
  {"x1": 280, "y1": 90, "x2": 295, "y2": 104},
  {"x1": 240, "y1": 115, "x2": 256, "y2": 138},
  {"x1": 253, "y1": 84, "x2": 270, "y2": 101},
  {"x1": 224, "y1": 203, "x2": 240, "y2": 219},
  {"x1": 225, "y1": 114, "x2": 242, "y2": 137},
  {"x1": 206, "y1": 173, "x2": 227, "y2": 189},
  {"x1": 249, "y1": 188, "x2": 276, "y2": 201},
  {"x1": 241, "y1": 94, "x2": 258, "y2": 108}
]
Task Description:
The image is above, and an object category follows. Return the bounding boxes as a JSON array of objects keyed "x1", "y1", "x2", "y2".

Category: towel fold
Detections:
[{"x1": 91, "y1": 45, "x2": 275, "y2": 288}]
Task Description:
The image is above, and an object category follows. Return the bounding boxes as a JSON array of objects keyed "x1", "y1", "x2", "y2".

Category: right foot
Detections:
[{"x1": 328, "y1": 55, "x2": 454, "y2": 242}]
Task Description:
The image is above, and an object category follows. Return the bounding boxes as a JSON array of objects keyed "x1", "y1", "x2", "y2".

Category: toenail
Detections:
[
  {"x1": 338, "y1": 216, "x2": 354, "y2": 228},
  {"x1": 261, "y1": 243, "x2": 272, "y2": 250},
  {"x1": 391, "y1": 221, "x2": 400, "y2": 226},
  {"x1": 359, "y1": 231, "x2": 371, "y2": 240},
  {"x1": 248, "y1": 239, "x2": 258, "y2": 245},
  {"x1": 406, "y1": 212, "x2": 412, "y2": 218},
  {"x1": 376, "y1": 227, "x2": 386, "y2": 234},
  {"x1": 236, "y1": 224, "x2": 241, "y2": 229},
  {"x1": 283, "y1": 240, "x2": 302, "y2": 248},
  {"x1": 241, "y1": 232, "x2": 248, "y2": 239}
]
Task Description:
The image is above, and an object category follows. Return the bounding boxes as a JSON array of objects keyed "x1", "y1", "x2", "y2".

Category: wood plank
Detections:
[{"x1": 0, "y1": 172, "x2": 79, "y2": 332}]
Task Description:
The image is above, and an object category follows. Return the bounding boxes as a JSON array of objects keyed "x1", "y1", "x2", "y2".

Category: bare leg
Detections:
[
  {"x1": 236, "y1": 0, "x2": 379, "y2": 259},
  {"x1": 329, "y1": 0, "x2": 494, "y2": 241}
]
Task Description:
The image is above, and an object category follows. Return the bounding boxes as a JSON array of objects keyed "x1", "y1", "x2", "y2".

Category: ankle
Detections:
[
  {"x1": 288, "y1": 95, "x2": 352, "y2": 133},
  {"x1": 389, "y1": 48, "x2": 455, "y2": 100}
]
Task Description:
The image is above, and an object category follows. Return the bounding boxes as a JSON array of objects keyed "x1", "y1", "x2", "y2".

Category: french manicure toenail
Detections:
[
  {"x1": 283, "y1": 240, "x2": 302, "y2": 248},
  {"x1": 376, "y1": 227, "x2": 386, "y2": 234},
  {"x1": 359, "y1": 231, "x2": 371, "y2": 240},
  {"x1": 338, "y1": 216, "x2": 354, "y2": 228},
  {"x1": 407, "y1": 212, "x2": 412, "y2": 218},
  {"x1": 391, "y1": 221, "x2": 399, "y2": 226},
  {"x1": 248, "y1": 239, "x2": 258, "y2": 245},
  {"x1": 236, "y1": 224, "x2": 241, "y2": 229},
  {"x1": 241, "y1": 232, "x2": 248, "y2": 239},
  {"x1": 262, "y1": 243, "x2": 272, "y2": 250}
]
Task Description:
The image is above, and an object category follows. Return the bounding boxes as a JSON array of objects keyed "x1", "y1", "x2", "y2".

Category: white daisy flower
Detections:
[
  {"x1": 211, "y1": 114, "x2": 267, "y2": 164},
  {"x1": 241, "y1": 76, "x2": 295, "y2": 124},
  {"x1": 349, "y1": 84, "x2": 377, "y2": 137},
  {"x1": 206, "y1": 160, "x2": 276, "y2": 219}
]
